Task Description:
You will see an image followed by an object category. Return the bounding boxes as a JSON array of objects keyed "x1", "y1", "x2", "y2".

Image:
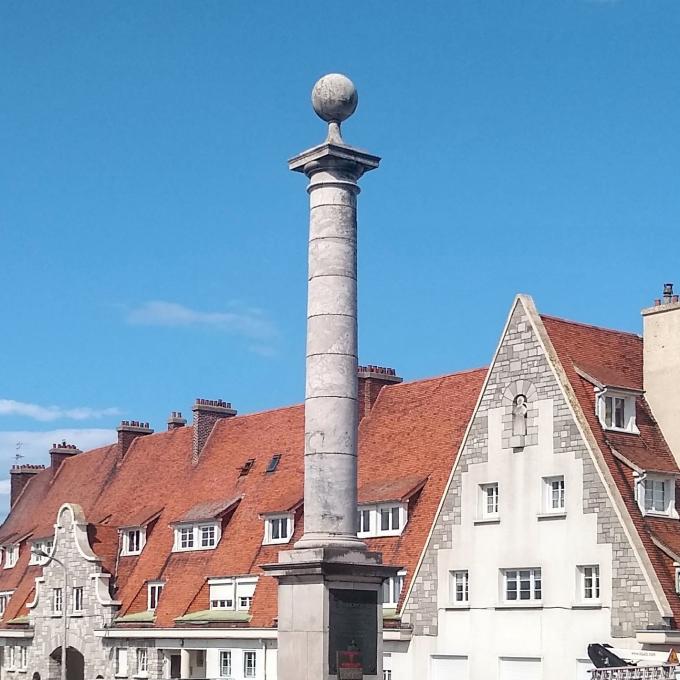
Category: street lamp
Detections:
[{"x1": 32, "y1": 547, "x2": 67, "y2": 680}]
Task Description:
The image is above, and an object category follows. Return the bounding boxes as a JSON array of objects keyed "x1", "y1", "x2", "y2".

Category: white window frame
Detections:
[
  {"x1": 209, "y1": 577, "x2": 258, "y2": 611},
  {"x1": 136, "y1": 648, "x2": 148, "y2": 677},
  {"x1": 263, "y1": 514, "x2": 294, "y2": 545},
  {"x1": 596, "y1": 389, "x2": 639, "y2": 434},
  {"x1": 52, "y1": 587, "x2": 63, "y2": 614},
  {"x1": 356, "y1": 504, "x2": 408, "y2": 538},
  {"x1": 7, "y1": 645, "x2": 15, "y2": 670},
  {"x1": 18, "y1": 646, "x2": 26, "y2": 671},
  {"x1": 243, "y1": 651, "x2": 257, "y2": 679},
  {"x1": 502, "y1": 568, "x2": 542, "y2": 603},
  {"x1": 542, "y1": 476, "x2": 566, "y2": 514},
  {"x1": 121, "y1": 528, "x2": 146, "y2": 556},
  {"x1": 676, "y1": 565, "x2": 680, "y2": 595},
  {"x1": 4, "y1": 545, "x2": 18, "y2": 569},
  {"x1": 478, "y1": 483, "x2": 499, "y2": 520},
  {"x1": 147, "y1": 581, "x2": 164, "y2": 611},
  {"x1": 115, "y1": 648, "x2": 128, "y2": 677},
  {"x1": 0, "y1": 590, "x2": 13, "y2": 618},
  {"x1": 29, "y1": 540, "x2": 53, "y2": 565},
  {"x1": 578, "y1": 565, "x2": 601, "y2": 603},
  {"x1": 172, "y1": 522, "x2": 221, "y2": 552},
  {"x1": 449, "y1": 570, "x2": 469, "y2": 605},
  {"x1": 636, "y1": 474, "x2": 678, "y2": 518},
  {"x1": 72, "y1": 586, "x2": 84, "y2": 613},
  {"x1": 382, "y1": 570, "x2": 405, "y2": 607},
  {"x1": 219, "y1": 650, "x2": 232, "y2": 678}
]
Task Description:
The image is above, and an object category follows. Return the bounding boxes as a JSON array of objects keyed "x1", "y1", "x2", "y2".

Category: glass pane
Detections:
[
  {"x1": 391, "y1": 507, "x2": 400, "y2": 530},
  {"x1": 380, "y1": 508, "x2": 390, "y2": 531},
  {"x1": 615, "y1": 398, "x2": 625, "y2": 428}
]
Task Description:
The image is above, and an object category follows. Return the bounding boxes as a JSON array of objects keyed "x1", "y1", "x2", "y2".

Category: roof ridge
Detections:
[
  {"x1": 391, "y1": 366, "x2": 488, "y2": 388},
  {"x1": 540, "y1": 313, "x2": 641, "y2": 339}
]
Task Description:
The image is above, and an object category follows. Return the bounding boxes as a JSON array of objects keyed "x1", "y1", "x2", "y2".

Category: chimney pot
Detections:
[
  {"x1": 167, "y1": 411, "x2": 187, "y2": 431},
  {"x1": 49, "y1": 441, "x2": 82, "y2": 478}
]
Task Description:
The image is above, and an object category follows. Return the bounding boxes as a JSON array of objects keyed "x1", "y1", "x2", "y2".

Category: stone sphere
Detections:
[{"x1": 311, "y1": 74, "x2": 358, "y2": 123}]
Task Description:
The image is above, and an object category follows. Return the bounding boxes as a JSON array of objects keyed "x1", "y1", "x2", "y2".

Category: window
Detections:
[
  {"x1": 597, "y1": 391, "x2": 638, "y2": 433},
  {"x1": 147, "y1": 582, "x2": 164, "y2": 611},
  {"x1": 0, "y1": 591, "x2": 13, "y2": 617},
  {"x1": 4, "y1": 545, "x2": 18, "y2": 569},
  {"x1": 73, "y1": 586, "x2": 84, "y2": 613},
  {"x1": 180, "y1": 526, "x2": 194, "y2": 549},
  {"x1": 200, "y1": 525, "x2": 216, "y2": 548},
  {"x1": 503, "y1": 568, "x2": 542, "y2": 602},
  {"x1": 450, "y1": 570, "x2": 469, "y2": 604},
  {"x1": 173, "y1": 523, "x2": 220, "y2": 552},
  {"x1": 243, "y1": 651, "x2": 257, "y2": 679},
  {"x1": 30, "y1": 541, "x2": 52, "y2": 565},
  {"x1": 382, "y1": 572, "x2": 405, "y2": 607},
  {"x1": 479, "y1": 483, "x2": 499, "y2": 519},
  {"x1": 265, "y1": 454, "x2": 281, "y2": 473},
  {"x1": 52, "y1": 588, "x2": 63, "y2": 614},
  {"x1": 579, "y1": 565, "x2": 600, "y2": 602},
  {"x1": 18, "y1": 647, "x2": 26, "y2": 671},
  {"x1": 136, "y1": 648, "x2": 148, "y2": 676},
  {"x1": 263, "y1": 514, "x2": 293, "y2": 545},
  {"x1": 542, "y1": 476, "x2": 565, "y2": 513},
  {"x1": 357, "y1": 509, "x2": 371, "y2": 534},
  {"x1": 637, "y1": 475, "x2": 677, "y2": 518},
  {"x1": 115, "y1": 648, "x2": 128, "y2": 676},
  {"x1": 8, "y1": 646, "x2": 15, "y2": 670},
  {"x1": 209, "y1": 577, "x2": 257, "y2": 610},
  {"x1": 122, "y1": 528, "x2": 145, "y2": 556},
  {"x1": 356, "y1": 504, "x2": 408, "y2": 538},
  {"x1": 676, "y1": 567, "x2": 680, "y2": 595},
  {"x1": 219, "y1": 651, "x2": 232, "y2": 678}
]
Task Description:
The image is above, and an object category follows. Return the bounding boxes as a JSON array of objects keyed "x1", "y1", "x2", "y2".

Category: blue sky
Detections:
[{"x1": 1, "y1": 1, "x2": 679, "y2": 509}]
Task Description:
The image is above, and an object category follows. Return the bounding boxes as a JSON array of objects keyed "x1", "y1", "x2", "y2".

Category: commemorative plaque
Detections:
[{"x1": 328, "y1": 588, "x2": 378, "y2": 675}]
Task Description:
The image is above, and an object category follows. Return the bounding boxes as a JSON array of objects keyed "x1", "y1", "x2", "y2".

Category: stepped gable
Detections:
[
  {"x1": 0, "y1": 367, "x2": 486, "y2": 629},
  {"x1": 542, "y1": 314, "x2": 680, "y2": 623}
]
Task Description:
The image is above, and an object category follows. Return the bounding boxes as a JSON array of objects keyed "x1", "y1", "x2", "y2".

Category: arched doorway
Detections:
[{"x1": 49, "y1": 647, "x2": 84, "y2": 680}]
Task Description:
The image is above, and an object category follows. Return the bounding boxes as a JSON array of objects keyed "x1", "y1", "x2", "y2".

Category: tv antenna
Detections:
[{"x1": 15, "y1": 442, "x2": 24, "y2": 465}]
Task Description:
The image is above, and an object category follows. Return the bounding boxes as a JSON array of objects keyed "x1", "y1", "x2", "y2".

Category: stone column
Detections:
[
  {"x1": 264, "y1": 74, "x2": 398, "y2": 680},
  {"x1": 291, "y1": 74, "x2": 379, "y2": 551},
  {"x1": 180, "y1": 649, "x2": 190, "y2": 679}
]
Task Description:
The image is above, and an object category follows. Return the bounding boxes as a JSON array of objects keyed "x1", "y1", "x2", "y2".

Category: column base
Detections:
[{"x1": 262, "y1": 549, "x2": 400, "y2": 680}]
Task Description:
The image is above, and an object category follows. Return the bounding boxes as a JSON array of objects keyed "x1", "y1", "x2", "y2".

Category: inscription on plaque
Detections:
[{"x1": 328, "y1": 588, "x2": 377, "y2": 675}]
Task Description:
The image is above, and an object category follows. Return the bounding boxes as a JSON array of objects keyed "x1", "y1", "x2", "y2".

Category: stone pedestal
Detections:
[{"x1": 263, "y1": 548, "x2": 398, "y2": 680}]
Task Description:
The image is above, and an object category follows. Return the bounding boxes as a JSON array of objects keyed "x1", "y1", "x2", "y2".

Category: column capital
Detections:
[{"x1": 289, "y1": 141, "x2": 380, "y2": 178}]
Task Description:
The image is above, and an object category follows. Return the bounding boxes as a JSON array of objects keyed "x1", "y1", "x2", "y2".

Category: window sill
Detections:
[
  {"x1": 70, "y1": 612, "x2": 84, "y2": 618},
  {"x1": 537, "y1": 511, "x2": 567, "y2": 521},
  {"x1": 495, "y1": 602, "x2": 543, "y2": 610},
  {"x1": 572, "y1": 602, "x2": 602, "y2": 609},
  {"x1": 114, "y1": 675, "x2": 129, "y2": 678},
  {"x1": 443, "y1": 604, "x2": 470, "y2": 611},
  {"x1": 17, "y1": 670, "x2": 27, "y2": 674},
  {"x1": 133, "y1": 674, "x2": 149, "y2": 679},
  {"x1": 601, "y1": 424, "x2": 639, "y2": 436},
  {"x1": 642, "y1": 511, "x2": 678, "y2": 520},
  {"x1": 120, "y1": 552, "x2": 143, "y2": 557},
  {"x1": 172, "y1": 544, "x2": 219, "y2": 553},
  {"x1": 473, "y1": 517, "x2": 500, "y2": 525},
  {"x1": 50, "y1": 613, "x2": 63, "y2": 618},
  {"x1": 262, "y1": 539, "x2": 292, "y2": 546}
]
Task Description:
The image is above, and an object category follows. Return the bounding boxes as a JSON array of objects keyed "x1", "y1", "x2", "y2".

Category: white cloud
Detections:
[
  {"x1": 0, "y1": 479, "x2": 10, "y2": 495},
  {"x1": 0, "y1": 429, "x2": 117, "y2": 467},
  {"x1": 126, "y1": 301, "x2": 278, "y2": 343},
  {"x1": 0, "y1": 399, "x2": 120, "y2": 423}
]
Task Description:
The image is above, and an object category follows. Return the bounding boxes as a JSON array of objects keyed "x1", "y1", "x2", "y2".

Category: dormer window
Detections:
[
  {"x1": 0, "y1": 591, "x2": 13, "y2": 617},
  {"x1": 172, "y1": 522, "x2": 221, "y2": 552},
  {"x1": 357, "y1": 503, "x2": 408, "y2": 538},
  {"x1": 636, "y1": 474, "x2": 678, "y2": 518},
  {"x1": 4, "y1": 545, "x2": 18, "y2": 569},
  {"x1": 263, "y1": 514, "x2": 293, "y2": 545},
  {"x1": 29, "y1": 540, "x2": 53, "y2": 565},
  {"x1": 121, "y1": 528, "x2": 146, "y2": 556},
  {"x1": 147, "y1": 581, "x2": 164, "y2": 611},
  {"x1": 209, "y1": 577, "x2": 257, "y2": 611},
  {"x1": 596, "y1": 390, "x2": 638, "y2": 434}
]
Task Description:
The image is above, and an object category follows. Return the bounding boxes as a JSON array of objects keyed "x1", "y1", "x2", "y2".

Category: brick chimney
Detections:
[
  {"x1": 167, "y1": 411, "x2": 187, "y2": 431},
  {"x1": 49, "y1": 441, "x2": 81, "y2": 477},
  {"x1": 357, "y1": 365, "x2": 402, "y2": 420},
  {"x1": 192, "y1": 399, "x2": 236, "y2": 464},
  {"x1": 10, "y1": 464, "x2": 45, "y2": 506},
  {"x1": 117, "y1": 420, "x2": 153, "y2": 460},
  {"x1": 642, "y1": 283, "x2": 680, "y2": 464}
]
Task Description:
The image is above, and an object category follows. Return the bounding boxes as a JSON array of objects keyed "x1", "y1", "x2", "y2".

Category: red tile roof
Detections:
[
  {"x1": 0, "y1": 368, "x2": 486, "y2": 629},
  {"x1": 542, "y1": 314, "x2": 680, "y2": 624}
]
